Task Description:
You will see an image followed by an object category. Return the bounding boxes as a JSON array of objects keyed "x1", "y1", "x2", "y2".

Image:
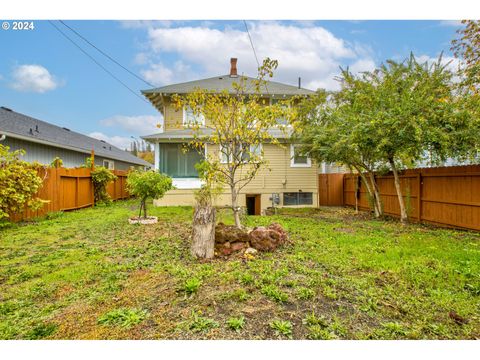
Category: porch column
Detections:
[{"x1": 154, "y1": 141, "x2": 160, "y2": 171}]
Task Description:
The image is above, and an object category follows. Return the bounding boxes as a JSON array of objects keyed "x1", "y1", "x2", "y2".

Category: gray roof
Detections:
[
  {"x1": 0, "y1": 107, "x2": 150, "y2": 167},
  {"x1": 142, "y1": 75, "x2": 315, "y2": 96},
  {"x1": 142, "y1": 127, "x2": 291, "y2": 142}
]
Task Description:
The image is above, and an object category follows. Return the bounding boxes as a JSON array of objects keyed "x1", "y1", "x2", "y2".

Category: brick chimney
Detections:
[{"x1": 230, "y1": 58, "x2": 238, "y2": 77}]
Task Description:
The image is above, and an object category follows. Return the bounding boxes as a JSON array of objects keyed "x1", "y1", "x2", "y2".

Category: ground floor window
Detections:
[
  {"x1": 158, "y1": 143, "x2": 204, "y2": 178},
  {"x1": 283, "y1": 192, "x2": 313, "y2": 205}
]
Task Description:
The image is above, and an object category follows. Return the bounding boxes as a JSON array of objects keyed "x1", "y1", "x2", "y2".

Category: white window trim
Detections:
[
  {"x1": 219, "y1": 144, "x2": 263, "y2": 164},
  {"x1": 183, "y1": 106, "x2": 205, "y2": 127},
  {"x1": 103, "y1": 159, "x2": 115, "y2": 170},
  {"x1": 290, "y1": 144, "x2": 311, "y2": 168}
]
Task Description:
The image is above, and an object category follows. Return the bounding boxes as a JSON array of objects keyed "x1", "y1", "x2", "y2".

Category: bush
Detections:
[
  {"x1": 0, "y1": 144, "x2": 45, "y2": 222},
  {"x1": 91, "y1": 166, "x2": 117, "y2": 204},
  {"x1": 126, "y1": 170, "x2": 173, "y2": 218}
]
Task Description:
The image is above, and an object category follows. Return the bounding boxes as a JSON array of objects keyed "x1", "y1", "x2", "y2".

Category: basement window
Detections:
[{"x1": 283, "y1": 192, "x2": 313, "y2": 206}]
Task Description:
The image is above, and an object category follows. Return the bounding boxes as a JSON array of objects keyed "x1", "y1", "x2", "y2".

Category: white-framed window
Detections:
[
  {"x1": 183, "y1": 106, "x2": 205, "y2": 127},
  {"x1": 270, "y1": 97, "x2": 290, "y2": 126},
  {"x1": 290, "y1": 144, "x2": 311, "y2": 167},
  {"x1": 220, "y1": 143, "x2": 263, "y2": 164},
  {"x1": 103, "y1": 159, "x2": 115, "y2": 170}
]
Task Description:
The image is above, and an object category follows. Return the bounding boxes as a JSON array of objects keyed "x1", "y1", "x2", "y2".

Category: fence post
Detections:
[{"x1": 417, "y1": 171, "x2": 422, "y2": 222}]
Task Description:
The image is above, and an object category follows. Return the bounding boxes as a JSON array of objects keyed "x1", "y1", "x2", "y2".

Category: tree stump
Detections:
[{"x1": 191, "y1": 205, "x2": 216, "y2": 259}]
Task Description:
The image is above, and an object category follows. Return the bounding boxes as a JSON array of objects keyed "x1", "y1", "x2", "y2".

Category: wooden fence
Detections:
[
  {"x1": 318, "y1": 173, "x2": 344, "y2": 206},
  {"x1": 12, "y1": 168, "x2": 129, "y2": 221},
  {"x1": 341, "y1": 165, "x2": 480, "y2": 231}
]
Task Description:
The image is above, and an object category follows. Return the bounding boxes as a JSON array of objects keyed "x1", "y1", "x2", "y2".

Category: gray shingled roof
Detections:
[
  {"x1": 142, "y1": 127, "x2": 292, "y2": 141},
  {"x1": 142, "y1": 75, "x2": 315, "y2": 96},
  {"x1": 0, "y1": 107, "x2": 150, "y2": 167}
]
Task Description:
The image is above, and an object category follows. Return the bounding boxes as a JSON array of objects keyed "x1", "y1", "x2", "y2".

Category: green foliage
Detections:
[
  {"x1": 0, "y1": 144, "x2": 45, "y2": 222},
  {"x1": 183, "y1": 277, "x2": 202, "y2": 295},
  {"x1": 269, "y1": 319, "x2": 293, "y2": 339},
  {"x1": 296, "y1": 287, "x2": 315, "y2": 300},
  {"x1": 261, "y1": 284, "x2": 288, "y2": 303},
  {"x1": 49, "y1": 157, "x2": 63, "y2": 168},
  {"x1": 91, "y1": 166, "x2": 117, "y2": 204},
  {"x1": 452, "y1": 20, "x2": 480, "y2": 89},
  {"x1": 226, "y1": 316, "x2": 245, "y2": 332},
  {"x1": 126, "y1": 170, "x2": 173, "y2": 218},
  {"x1": 97, "y1": 308, "x2": 148, "y2": 328},
  {"x1": 26, "y1": 323, "x2": 57, "y2": 339},
  {"x1": 188, "y1": 311, "x2": 219, "y2": 332}
]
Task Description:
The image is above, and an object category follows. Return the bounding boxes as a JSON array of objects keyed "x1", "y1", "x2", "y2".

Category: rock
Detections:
[
  {"x1": 215, "y1": 223, "x2": 250, "y2": 244},
  {"x1": 248, "y1": 223, "x2": 288, "y2": 252},
  {"x1": 230, "y1": 242, "x2": 246, "y2": 252},
  {"x1": 244, "y1": 247, "x2": 258, "y2": 255}
]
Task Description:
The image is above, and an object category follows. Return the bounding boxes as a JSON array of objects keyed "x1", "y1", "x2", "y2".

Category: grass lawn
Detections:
[{"x1": 0, "y1": 200, "x2": 479, "y2": 340}]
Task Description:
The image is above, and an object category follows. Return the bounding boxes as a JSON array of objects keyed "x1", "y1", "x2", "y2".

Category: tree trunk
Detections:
[
  {"x1": 231, "y1": 186, "x2": 242, "y2": 229},
  {"x1": 389, "y1": 158, "x2": 408, "y2": 224},
  {"x1": 191, "y1": 205, "x2": 216, "y2": 259},
  {"x1": 368, "y1": 171, "x2": 383, "y2": 217},
  {"x1": 143, "y1": 197, "x2": 148, "y2": 218},
  {"x1": 354, "y1": 166, "x2": 379, "y2": 218}
]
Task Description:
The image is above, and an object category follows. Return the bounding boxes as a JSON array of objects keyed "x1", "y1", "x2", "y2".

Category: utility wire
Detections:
[
  {"x1": 243, "y1": 20, "x2": 260, "y2": 69},
  {"x1": 48, "y1": 20, "x2": 149, "y2": 104},
  {"x1": 58, "y1": 20, "x2": 156, "y2": 88}
]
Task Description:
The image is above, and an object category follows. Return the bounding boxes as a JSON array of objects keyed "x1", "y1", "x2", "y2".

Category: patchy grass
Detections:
[{"x1": 0, "y1": 200, "x2": 479, "y2": 339}]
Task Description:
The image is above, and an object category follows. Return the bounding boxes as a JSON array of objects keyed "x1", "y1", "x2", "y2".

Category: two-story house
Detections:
[{"x1": 141, "y1": 58, "x2": 318, "y2": 215}]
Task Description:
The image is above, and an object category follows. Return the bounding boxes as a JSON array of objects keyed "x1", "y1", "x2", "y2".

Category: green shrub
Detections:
[
  {"x1": 97, "y1": 308, "x2": 148, "y2": 328},
  {"x1": 0, "y1": 144, "x2": 45, "y2": 223},
  {"x1": 270, "y1": 319, "x2": 293, "y2": 339},
  {"x1": 226, "y1": 316, "x2": 245, "y2": 332},
  {"x1": 91, "y1": 166, "x2": 117, "y2": 204},
  {"x1": 126, "y1": 170, "x2": 173, "y2": 218}
]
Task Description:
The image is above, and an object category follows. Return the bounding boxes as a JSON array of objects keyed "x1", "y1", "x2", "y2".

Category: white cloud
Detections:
[
  {"x1": 10, "y1": 64, "x2": 61, "y2": 93},
  {"x1": 88, "y1": 132, "x2": 133, "y2": 151},
  {"x1": 140, "y1": 23, "x2": 376, "y2": 90},
  {"x1": 99, "y1": 114, "x2": 163, "y2": 135},
  {"x1": 438, "y1": 20, "x2": 463, "y2": 27},
  {"x1": 416, "y1": 54, "x2": 461, "y2": 73}
]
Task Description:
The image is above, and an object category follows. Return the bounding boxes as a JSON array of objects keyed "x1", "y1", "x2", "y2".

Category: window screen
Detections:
[
  {"x1": 159, "y1": 143, "x2": 204, "y2": 177},
  {"x1": 283, "y1": 192, "x2": 313, "y2": 205}
]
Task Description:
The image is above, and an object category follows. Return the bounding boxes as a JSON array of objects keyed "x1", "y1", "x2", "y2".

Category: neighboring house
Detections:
[
  {"x1": 141, "y1": 58, "x2": 320, "y2": 214},
  {"x1": 0, "y1": 106, "x2": 150, "y2": 170}
]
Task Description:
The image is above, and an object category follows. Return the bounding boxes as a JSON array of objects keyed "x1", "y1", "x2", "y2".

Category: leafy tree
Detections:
[
  {"x1": 126, "y1": 170, "x2": 173, "y2": 218},
  {"x1": 452, "y1": 20, "x2": 480, "y2": 90},
  {"x1": 0, "y1": 144, "x2": 45, "y2": 222},
  {"x1": 172, "y1": 58, "x2": 295, "y2": 228},
  {"x1": 91, "y1": 166, "x2": 117, "y2": 204},
  {"x1": 295, "y1": 86, "x2": 385, "y2": 218}
]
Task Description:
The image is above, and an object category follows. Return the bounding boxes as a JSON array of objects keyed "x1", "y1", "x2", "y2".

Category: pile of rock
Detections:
[{"x1": 214, "y1": 222, "x2": 288, "y2": 257}]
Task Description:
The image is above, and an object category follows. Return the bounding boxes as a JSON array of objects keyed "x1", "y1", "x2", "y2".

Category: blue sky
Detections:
[{"x1": 0, "y1": 20, "x2": 463, "y2": 149}]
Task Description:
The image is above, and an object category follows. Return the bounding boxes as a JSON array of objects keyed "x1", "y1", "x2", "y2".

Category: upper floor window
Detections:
[
  {"x1": 271, "y1": 98, "x2": 290, "y2": 126},
  {"x1": 290, "y1": 144, "x2": 311, "y2": 167},
  {"x1": 183, "y1": 106, "x2": 205, "y2": 127}
]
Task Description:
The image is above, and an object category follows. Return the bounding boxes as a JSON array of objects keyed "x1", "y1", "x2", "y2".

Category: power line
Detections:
[
  {"x1": 58, "y1": 20, "x2": 155, "y2": 88},
  {"x1": 243, "y1": 20, "x2": 260, "y2": 69},
  {"x1": 48, "y1": 20, "x2": 149, "y2": 104}
]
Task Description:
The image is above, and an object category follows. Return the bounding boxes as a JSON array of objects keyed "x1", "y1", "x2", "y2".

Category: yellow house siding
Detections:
[
  {"x1": 154, "y1": 142, "x2": 318, "y2": 211},
  {"x1": 163, "y1": 99, "x2": 184, "y2": 131}
]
